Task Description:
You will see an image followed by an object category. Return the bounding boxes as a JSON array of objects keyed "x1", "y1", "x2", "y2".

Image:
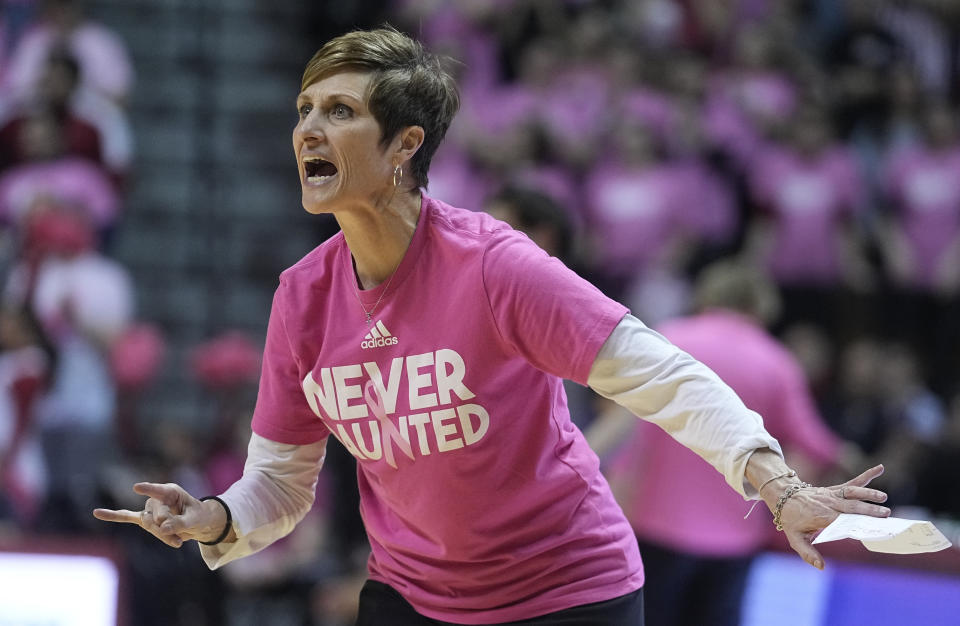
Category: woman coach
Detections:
[{"x1": 94, "y1": 26, "x2": 890, "y2": 625}]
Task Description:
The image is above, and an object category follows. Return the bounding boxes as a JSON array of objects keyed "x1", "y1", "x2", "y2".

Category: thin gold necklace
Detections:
[{"x1": 352, "y1": 266, "x2": 398, "y2": 325}]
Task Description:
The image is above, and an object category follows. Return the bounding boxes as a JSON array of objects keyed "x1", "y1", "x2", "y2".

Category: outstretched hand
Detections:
[
  {"x1": 93, "y1": 482, "x2": 230, "y2": 548},
  {"x1": 774, "y1": 464, "x2": 889, "y2": 570}
]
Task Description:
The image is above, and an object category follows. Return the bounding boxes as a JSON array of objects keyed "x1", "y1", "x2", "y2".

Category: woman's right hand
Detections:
[{"x1": 93, "y1": 482, "x2": 233, "y2": 548}]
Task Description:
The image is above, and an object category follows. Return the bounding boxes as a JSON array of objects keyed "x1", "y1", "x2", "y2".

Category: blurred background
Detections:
[{"x1": 0, "y1": 0, "x2": 960, "y2": 624}]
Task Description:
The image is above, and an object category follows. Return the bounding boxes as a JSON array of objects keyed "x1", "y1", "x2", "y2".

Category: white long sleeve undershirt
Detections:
[
  {"x1": 200, "y1": 313, "x2": 781, "y2": 569},
  {"x1": 199, "y1": 433, "x2": 327, "y2": 569},
  {"x1": 587, "y1": 314, "x2": 781, "y2": 498}
]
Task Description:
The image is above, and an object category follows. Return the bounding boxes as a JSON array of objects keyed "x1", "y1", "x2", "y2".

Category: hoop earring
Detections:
[{"x1": 393, "y1": 164, "x2": 403, "y2": 188}]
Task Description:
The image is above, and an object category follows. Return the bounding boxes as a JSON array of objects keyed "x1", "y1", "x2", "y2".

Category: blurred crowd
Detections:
[
  {"x1": 0, "y1": 1, "x2": 283, "y2": 624},
  {"x1": 403, "y1": 0, "x2": 960, "y2": 520},
  {"x1": 0, "y1": 0, "x2": 138, "y2": 529},
  {"x1": 0, "y1": 0, "x2": 959, "y2": 624}
]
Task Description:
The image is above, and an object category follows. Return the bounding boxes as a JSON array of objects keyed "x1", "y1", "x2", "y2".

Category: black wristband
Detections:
[{"x1": 198, "y1": 496, "x2": 232, "y2": 546}]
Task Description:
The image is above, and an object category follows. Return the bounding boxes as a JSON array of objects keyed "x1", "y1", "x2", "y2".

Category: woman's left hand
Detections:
[{"x1": 774, "y1": 464, "x2": 889, "y2": 570}]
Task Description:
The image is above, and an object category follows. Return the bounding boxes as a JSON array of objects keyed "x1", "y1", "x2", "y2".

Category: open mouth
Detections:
[{"x1": 303, "y1": 156, "x2": 338, "y2": 183}]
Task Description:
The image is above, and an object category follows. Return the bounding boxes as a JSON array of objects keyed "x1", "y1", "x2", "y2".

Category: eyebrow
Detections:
[{"x1": 296, "y1": 92, "x2": 363, "y2": 108}]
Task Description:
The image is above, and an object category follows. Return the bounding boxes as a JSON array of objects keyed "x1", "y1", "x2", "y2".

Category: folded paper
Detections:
[{"x1": 812, "y1": 514, "x2": 952, "y2": 554}]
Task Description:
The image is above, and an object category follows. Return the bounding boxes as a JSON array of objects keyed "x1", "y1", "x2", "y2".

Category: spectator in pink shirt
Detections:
[
  {"x1": 878, "y1": 99, "x2": 960, "y2": 392},
  {"x1": 395, "y1": 0, "x2": 501, "y2": 94},
  {"x1": 0, "y1": 51, "x2": 102, "y2": 172},
  {"x1": 666, "y1": 98, "x2": 740, "y2": 260},
  {"x1": 589, "y1": 260, "x2": 854, "y2": 626},
  {"x1": 879, "y1": 99, "x2": 960, "y2": 294},
  {"x1": 703, "y1": 23, "x2": 797, "y2": 170},
  {"x1": 537, "y1": 70, "x2": 612, "y2": 172},
  {"x1": 3, "y1": 0, "x2": 133, "y2": 105},
  {"x1": 583, "y1": 118, "x2": 695, "y2": 301},
  {"x1": 0, "y1": 106, "x2": 119, "y2": 230},
  {"x1": 744, "y1": 104, "x2": 874, "y2": 334},
  {"x1": 0, "y1": 304, "x2": 52, "y2": 527}
]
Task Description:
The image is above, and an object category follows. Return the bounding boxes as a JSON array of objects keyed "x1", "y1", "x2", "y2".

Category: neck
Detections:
[{"x1": 338, "y1": 188, "x2": 422, "y2": 289}]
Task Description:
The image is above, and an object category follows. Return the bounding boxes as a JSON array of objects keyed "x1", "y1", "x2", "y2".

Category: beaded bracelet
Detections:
[
  {"x1": 773, "y1": 481, "x2": 811, "y2": 531},
  {"x1": 757, "y1": 469, "x2": 797, "y2": 494},
  {"x1": 199, "y1": 496, "x2": 233, "y2": 546}
]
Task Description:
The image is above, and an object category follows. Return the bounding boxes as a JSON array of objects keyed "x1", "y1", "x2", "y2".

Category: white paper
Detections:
[{"x1": 812, "y1": 514, "x2": 952, "y2": 554}]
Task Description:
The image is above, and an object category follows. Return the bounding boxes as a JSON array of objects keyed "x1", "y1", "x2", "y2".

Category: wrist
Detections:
[
  {"x1": 199, "y1": 496, "x2": 233, "y2": 545},
  {"x1": 772, "y1": 481, "x2": 812, "y2": 531},
  {"x1": 744, "y1": 448, "x2": 791, "y2": 495},
  {"x1": 757, "y1": 470, "x2": 798, "y2": 499}
]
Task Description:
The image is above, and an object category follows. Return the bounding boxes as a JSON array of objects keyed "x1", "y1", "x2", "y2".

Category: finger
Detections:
[
  {"x1": 840, "y1": 464, "x2": 884, "y2": 489},
  {"x1": 139, "y1": 511, "x2": 185, "y2": 548},
  {"x1": 93, "y1": 508, "x2": 143, "y2": 524},
  {"x1": 159, "y1": 504, "x2": 216, "y2": 538},
  {"x1": 145, "y1": 500, "x2": 174, "y2": 526},
  {"x1": 152, "y1": 509, "x2": 172, "y2": 526},
  {"x1": 786, "y1": 531, "x2": 825, "y2": 570},
  {"x1": 839, "y1": 485, "x2": 887, "y2": 503},
  {"x1": 839, "y1": 499, "x2": 891, "y2": 518},
  {"x1": 133, "y1": 482, "x2": 183, "y2": 507},
  {"x1": 159, "y1": 513, "x2": 197, "y2": 536}
]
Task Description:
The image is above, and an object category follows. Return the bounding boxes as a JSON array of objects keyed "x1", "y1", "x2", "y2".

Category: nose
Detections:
[{"x1": 295, "y1": 110, "x2": 326, "y2": 145}]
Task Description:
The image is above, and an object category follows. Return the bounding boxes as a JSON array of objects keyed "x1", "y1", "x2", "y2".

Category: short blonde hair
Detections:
[
  {"x1": 302, "y1": 26, "x2": 460, "y2": 188},
  {"x1": 694, "y1": 259, "x2": 782, "y2": 325}
]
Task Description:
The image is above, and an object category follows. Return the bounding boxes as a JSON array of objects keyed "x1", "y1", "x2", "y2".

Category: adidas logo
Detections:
[{"x1": 361, "y1": 320, "x2": 399, "y2": 349}]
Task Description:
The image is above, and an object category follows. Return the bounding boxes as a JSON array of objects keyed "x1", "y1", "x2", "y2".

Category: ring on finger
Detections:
[{"x1": 840, "y1": 487, "x2": 846, "y2": 499}]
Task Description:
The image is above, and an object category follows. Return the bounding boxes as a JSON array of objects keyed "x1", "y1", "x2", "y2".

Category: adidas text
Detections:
[
  {"x1": 361, "y1": 321, "x2": 399, "y2": 348},
  {"x1": 361, "y1": 336, "x2": 399, "y2": 349}
]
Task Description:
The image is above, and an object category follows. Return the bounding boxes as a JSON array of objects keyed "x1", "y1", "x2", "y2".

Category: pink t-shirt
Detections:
[
  {"x1": 459, "y1": 83, "x2": 536, "y2": 139},
  {"x1": 749, "y1": 146, "x2": 863, "y2": 284},
  {"x1": 5, "y1": 21, "x2": 134, "y2": 102},
  {"x1": 610, "y1": 311, "x2": 841, "y2": 556},
  {"x1": 584, "y1": 161, "x2": 693, "y2": 272},
  {"x1": 0, "y1": 157, "x2": 119, "y2": 227},
  {"x1": 251, "y1": 195, "x2": 641, "y2": 623},
  {"x1": 882, "y1": 146, "x2": 960, "y2": 287}
]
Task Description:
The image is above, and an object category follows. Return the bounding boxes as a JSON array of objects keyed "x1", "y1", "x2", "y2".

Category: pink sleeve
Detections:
[
  {"x1": 4, "y1": 26, "x2": 48, "y2": 100},
  {"x1": 482, "y1": 230, "x2": 628, "y2": 385},
  {"x1": 73, "y1": 24, "x2": 134, "y2": 101},
  {"x1": 771, "y1": 351, "x2": 841, "y2": 467},
  {"x1": 251, "y1": 281, "x2": 330, "y2": 445}
]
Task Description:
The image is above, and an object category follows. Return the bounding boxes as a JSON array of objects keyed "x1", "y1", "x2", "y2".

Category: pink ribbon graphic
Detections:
[{"x1": 364, "y1": 379, "x2": 415, "y2": 469}]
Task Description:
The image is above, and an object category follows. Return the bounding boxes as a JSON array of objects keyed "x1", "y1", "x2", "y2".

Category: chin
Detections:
[{"x1": 301, "y1": 191, "x2": 339, "y2": 215}]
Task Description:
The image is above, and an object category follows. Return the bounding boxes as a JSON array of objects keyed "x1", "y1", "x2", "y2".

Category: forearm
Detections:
[
  {"x1": 588, "y1": 314, "x2": 782, "y2": 497},
  {"x1": 200, "y1": 433, "x2": 327, "y2": 569},
  {"x1": 193, "y1": 498, "x2": 236, "y2": 544}
]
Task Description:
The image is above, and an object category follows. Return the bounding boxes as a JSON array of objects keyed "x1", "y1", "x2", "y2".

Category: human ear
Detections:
[{"x1": 395, "y1": 125, "x2": 425, "y2": 162}]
